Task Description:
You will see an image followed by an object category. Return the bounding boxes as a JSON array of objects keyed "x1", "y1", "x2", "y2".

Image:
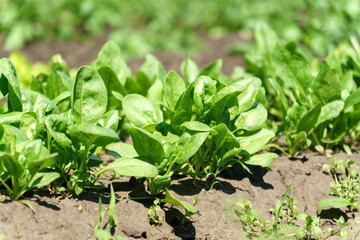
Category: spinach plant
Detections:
[
  {"x1": 0, "y1": 125, "x2": 59, "y2": 201},
  {"x1": 122, "y1": 62, "x2": 277, "y2": 182},
  {"x1": 44, "y1": 65, "x2": 120, "y2": 195},
  {"x1": 0, "y1": 57, "x2": 120, "y2": 195},
  {"x1": 240, "y1": 23, "x2": 360, "y2": 155},
  {"x1": 96, "y1": 126, "x2": 199, "y2": 215}
]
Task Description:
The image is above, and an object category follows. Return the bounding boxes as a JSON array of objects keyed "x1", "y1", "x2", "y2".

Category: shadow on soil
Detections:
[
  {"x1": 170, "y1": 163, "x2": 273, "y2": 197},
  {"x1": 34, "y1": 198, "x2": 61, "y2": 211},
  {"x1": 289, "y1": 156, "x2": 309, "y2": 163},
  {"x1": 220, "y1": 163, "x2": 274, "y2": 190},
  {"x1": 164, "y1": 207, "x2": 196, "y2": 240},
  {"x1": 319, "y1": 208, "x2": 349, "y2": 221}
]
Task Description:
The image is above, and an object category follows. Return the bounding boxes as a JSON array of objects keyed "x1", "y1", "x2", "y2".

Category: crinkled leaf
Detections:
[
  {"x1": 123, "y1": 94, "x2": 162, "y2": 127},
  {"x1": 181, "y1": 121, "x2": 215, "y2": 133},
  {"x1": 91, "y1": 40, "x2": 131, "y2": 84},
  {"x1": 180, "y1": 57, "x2": 199, "y2": 86},
  {"x1": 96, "y1": 110, "x2": 120, "y2": 132},
  {"x1": 238, "y1": 129, "x2": 275, "y2": 155},
  {"x1": 129, "y1": 127, "x2": 164, "y2": 164},
  {"x1": 171, "y1": 132, "x2": 209, "y2": 165},
  {"x1": 344, "y1": 88, "x2": 360, "y2": 112},
  {"x1": 106, "y1": 142, "x2": 138, "y2": 158},
  {"x1": 98, "y1": 66, "x2": 126, "y2": 111},
  {"x1": 21, "y1": 89, "x2": 59, "y2": 114},
  {"x1": 28, "y1": 172, "x2": 60, "y2": 188},
  {"x1": 312, "y1": 61, "x2": 341, "y2": 104},
  {"x1": 197, "y1": 59, "x2": 222, "y2": 80},
  {"x1": 71, "y1": 66, "x2": 107, "y2": 123},
  {"x1": 20, "y1": 112, "x2": 38, "y2": 140},
  {"x1": 67, "y1": 123, "x2": 119, "y2": 147},
  {"x1": 192, "y1": 76, "x2": 217, "y2": 120},
  {"x1": 45, "y1": 114, "x2": 73, "y2": 150},
  {"x1": 269, "y1": 78, "x2": 288, "y2": 110},
  {"x1": 164, "y1": 70, "x2": 186, "y2": 109},
  {"x1": 3, "y1": 125, "x2": 28, "y2": 144},
  {"x1": 297, "y1": 103, "x2": 321, "y2": 133},
  {"x1": 235, "y1": 103, "x2": 267, "y2": 131},
  {"x1": 0, "y1": 58, "x2": 22, "y2": 112},
  {"x1": 0, "y1": 112, "x2": 23, "y2": 126},
  {"x1": 317, "y1": 100, "x2": 344, "y2": 126}
]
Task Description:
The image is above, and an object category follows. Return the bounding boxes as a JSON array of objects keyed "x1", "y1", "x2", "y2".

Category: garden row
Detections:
[{"x1": 1, "y1": 23, "x2": 360, "y2": 239}]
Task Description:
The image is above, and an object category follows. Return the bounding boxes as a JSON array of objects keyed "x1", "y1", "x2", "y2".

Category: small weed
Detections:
[
  {"x1": 148, "y1": 199, "x2": 163, "y2": 225},
  {"x1": 320, "y1": 158, "x2": 360, "y2": 212},
  {"x1": 234, "y1": 186, "x2": 359, "y2": 239},
  {"x1": 14, "y1": 227, "x2": 21, "y2": 239},
  {"x1": 90, "y1": 184, "x2": 125, "y2": 240},
  {"x1": 235, "y1": 186, "x2": 298, "y2": 238}
]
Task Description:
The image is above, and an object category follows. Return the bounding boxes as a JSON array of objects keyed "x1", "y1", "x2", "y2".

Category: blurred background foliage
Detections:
[{"x1": 1, "y1": 0, "x2": 360, "y2": 58}]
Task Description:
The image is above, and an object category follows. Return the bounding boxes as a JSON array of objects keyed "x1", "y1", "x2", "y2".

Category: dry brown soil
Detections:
[
  {"x1": 1, "y1": 152, "x2": 359, "y2": 240},
  {"x1": 0, "y1": 35, "x2": 359, "y2": 240}
]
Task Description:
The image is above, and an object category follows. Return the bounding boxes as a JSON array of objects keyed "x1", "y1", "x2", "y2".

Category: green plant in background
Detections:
[
  {"x1": 240, "y1": 23, "x2": 360, "y2": 156},
  {"x1": 318, "y1": 158, "x2": 360, "y2": 214},
  {"x1": 8, "y1": 52, "x2": 48, "y2": 88},
  {"x1": 2, "y1": 0, "x2": 360, "y2": 57}
]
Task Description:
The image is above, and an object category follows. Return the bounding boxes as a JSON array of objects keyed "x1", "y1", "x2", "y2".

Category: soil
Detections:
[
  {"x1": 0, "y1": 152, "x2": 359, "y2": 240},
  {"x1": 0, "y1": 35, "x2": 360, "y2": 240}
]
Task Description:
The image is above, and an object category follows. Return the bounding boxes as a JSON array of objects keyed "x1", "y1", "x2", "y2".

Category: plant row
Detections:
[
  {"x1": 1, "y1": 28, "x2": 360, "y2": 216},
  {"x1": 0, "y1": 40, "x2": 276, "y2": 215}
]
